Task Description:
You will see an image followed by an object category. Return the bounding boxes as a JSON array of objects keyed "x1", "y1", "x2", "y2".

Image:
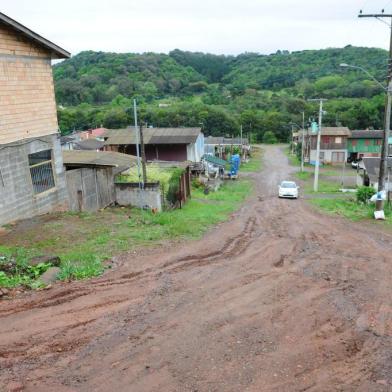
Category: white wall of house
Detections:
[
  {"x1": 187, "y1": 133, "x2": 204, "y2": 162},
  {"x1": 310, "y1": 149, "x2": 347, "y2": 164}
]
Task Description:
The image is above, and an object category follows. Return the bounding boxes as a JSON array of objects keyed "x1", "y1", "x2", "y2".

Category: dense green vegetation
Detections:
[{"x1": 54, "y1": 46, "x2": 388, "y2": 141}]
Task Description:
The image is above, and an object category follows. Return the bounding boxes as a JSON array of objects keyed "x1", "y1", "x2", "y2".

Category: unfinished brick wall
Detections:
[{"x1": 0, "y1": 23, "x2": 58, "y2": 144}]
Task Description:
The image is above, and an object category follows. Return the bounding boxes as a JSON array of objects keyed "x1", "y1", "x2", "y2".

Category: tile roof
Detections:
[{"x1": 104, "y1": 127, "x2": 202, "y2": 145}]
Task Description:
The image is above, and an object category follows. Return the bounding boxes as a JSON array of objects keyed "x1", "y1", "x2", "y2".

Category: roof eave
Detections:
[{"x1": 0, "y1": 12, "x2": 70, "y2": 59}]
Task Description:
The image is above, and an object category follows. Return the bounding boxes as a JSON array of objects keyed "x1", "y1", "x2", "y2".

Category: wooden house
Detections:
[
  {"x1": 347, "y1": 130, "x2": 383, "y2": 162},
  {"x1": 301, "y1": 127, "x2": 351, "y2": 165},
  {"x1": 0, "y1": 12, "x2": 70, "y2": 225},
  {"x1": 103, "y1": 127, "x2": 204, "y2": 162}
]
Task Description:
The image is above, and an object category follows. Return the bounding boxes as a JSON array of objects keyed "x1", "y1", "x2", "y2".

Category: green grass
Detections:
[
  {"x1": 305, "y1": 180, "x2": 342, "y2": 194},
  {"x1": 295, "y1": 171, "x2": 311, "y2": 180},
  {"x1": 310, "y1": 198, "x2": 392, "y2": 223},
  {"x1": 0, "y1": 179, "x2": 252, "y2": 287},
  {"x1": 241, "y1": 148, "x2": 262, "y2": 172},
  {"x1": 284, "y1": 147, "x2": 301, "y2": 167}
]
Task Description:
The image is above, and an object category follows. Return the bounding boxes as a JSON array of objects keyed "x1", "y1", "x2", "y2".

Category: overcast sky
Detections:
[{"x1": 2, "y1": 0, "x2": 392, "y2": 56}]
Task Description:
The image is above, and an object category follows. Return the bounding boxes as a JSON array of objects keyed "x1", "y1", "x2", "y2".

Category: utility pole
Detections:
[
  {"x1": 308, "y1": 99, "x2": 328, "y2": 192},
  {"x1": 133, "y1": 99, "x2": 142, "y2": 189},
  {"x1": 301, "y1": 111, "x2": 305, "y2": 172},
  {"x1": 139, "y1": 123, "x2": 148, "y2": 185},
  {"x1": 133, "y1": 99, "x2": 144, "y2": 209},
  {"x1": 359, "y1": 10, "x2": 392, "y2": 211}
]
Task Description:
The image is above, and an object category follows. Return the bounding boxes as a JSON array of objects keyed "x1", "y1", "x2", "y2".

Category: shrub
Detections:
[
  {"x1": 166, "y1": 168, "x2": 184, "y2": 204},
  {"x1": 356, "y1": 186, "x2": 375, "y2": 204},
  {"x1": 263, "y1": 131, "x2": 278, "y2": 144}
]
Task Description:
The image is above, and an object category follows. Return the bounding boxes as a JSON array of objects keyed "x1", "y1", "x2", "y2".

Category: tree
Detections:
[{"x1": 262, "y1": 131, "x2": 278, "y2": 144}]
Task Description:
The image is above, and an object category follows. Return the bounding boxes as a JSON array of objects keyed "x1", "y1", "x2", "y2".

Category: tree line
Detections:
[{"x1": 54, "y1": 46, "x2": 388, "y2": 142}]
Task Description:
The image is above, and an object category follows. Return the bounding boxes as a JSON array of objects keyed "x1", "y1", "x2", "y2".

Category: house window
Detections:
[
  {"x1": 322, "y1": 136, "x2": 330, "y2": 144},
  {"x1": 365, "y1": 139, "x2": 371, "y2": 146},
  {"x1": 376, "y1": 139, "x2": 382, "y2": 146},
  {"x1": 28, "y1": 150, "x2": 55, "y2": 194},
  {"x1": 335, "y1": 137, "x2": 342, "y2": 144},
  {"x1": 351, "y1": 140, "x2": 357, "y2": 146}
]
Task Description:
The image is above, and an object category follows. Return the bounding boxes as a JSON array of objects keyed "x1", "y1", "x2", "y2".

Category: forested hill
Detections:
[{"x1": 54, "y1": 46, "x2": 388, "y2": 141}]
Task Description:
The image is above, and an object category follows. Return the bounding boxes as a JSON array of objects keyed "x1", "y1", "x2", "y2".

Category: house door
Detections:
[{"x1": 331, "y1": 151, "x2": 345, "y2": 163}]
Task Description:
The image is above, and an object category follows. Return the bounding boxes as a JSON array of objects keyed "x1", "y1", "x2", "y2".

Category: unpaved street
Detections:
[{"x1": 1, "y1": 145, "x2": 392, "y2": 391}]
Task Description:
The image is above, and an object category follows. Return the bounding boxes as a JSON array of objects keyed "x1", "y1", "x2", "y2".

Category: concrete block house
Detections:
[{"x1": 0, "y1": 13, "x2": 70, "y2": 225}]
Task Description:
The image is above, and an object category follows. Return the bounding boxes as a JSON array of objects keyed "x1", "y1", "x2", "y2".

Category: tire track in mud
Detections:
[
  {"x1": 0, "y1": 218, "x2": 257, "y2": 318},
  {"x1": 162, "y1": 217, "x2": 257, "y2": 274}
]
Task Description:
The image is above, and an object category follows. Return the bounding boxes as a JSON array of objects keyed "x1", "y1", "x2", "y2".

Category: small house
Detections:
[
  {"x1": 103, "y1": 127, "x2": 204, "y2": 162},
  {"x1": 63, "y1": 150, "x2": 137, "y2": 212},
  {"x1": 204, "y1": 136, "x2": 250, "y2": 159},
  {"x1": 302, "y1": 127, "x2": 351, "y2": 165},
  {"x1": 0, "y1": 12, "x2": 70, "y2": 225},
  {"x1": 347, "y1": 130, "x2": 383, "y2": 162},
  {"x1": 357, "y1": 157, "x2": 392, "y2": 191}
]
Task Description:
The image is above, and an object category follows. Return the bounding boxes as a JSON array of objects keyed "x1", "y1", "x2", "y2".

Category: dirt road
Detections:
[{"x1": 1, "y1": 145, "x2": 392, "y2": 392}]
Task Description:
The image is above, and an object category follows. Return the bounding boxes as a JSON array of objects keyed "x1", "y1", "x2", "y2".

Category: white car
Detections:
[{"x1": 278, "y1": 181, "x2": 299, "y2": 199}]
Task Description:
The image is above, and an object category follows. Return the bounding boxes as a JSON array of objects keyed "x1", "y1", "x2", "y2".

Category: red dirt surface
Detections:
[{"x1": 1, "y1": 146, "x2": 391, "y2": 391}]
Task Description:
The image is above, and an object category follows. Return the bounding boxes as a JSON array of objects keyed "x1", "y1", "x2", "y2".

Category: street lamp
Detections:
[{"x1": 340, "y1": 63, "x2": 392, "y2": 214}]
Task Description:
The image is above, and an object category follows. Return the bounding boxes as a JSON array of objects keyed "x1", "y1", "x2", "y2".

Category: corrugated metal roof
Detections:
[
  {"x1": 104, "y1": 127, "x2": 202, "y2": 145},
  {"x1": 204, "y1": 136, "x2": 249, "y2": 145},
  {"x1": 362, "y1": 157, "x2": 392, "y2": 182},
  {"x1": 202, "y1": 154, "x2": 229, "y2": 166},
  {"x1": 349, "y1": 130, "x2": 384, "y2": 139},
  {"x1": 0, "y1": 12, "x2": 70, "y2": 59},
  {"x1": 63, "y1": 151, "x2": 137, "y2": 169}
]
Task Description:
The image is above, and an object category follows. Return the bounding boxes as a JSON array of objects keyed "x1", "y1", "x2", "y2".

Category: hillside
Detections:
[{"x1": 54, "y1": 46, "x2": 388, "y2": 141}]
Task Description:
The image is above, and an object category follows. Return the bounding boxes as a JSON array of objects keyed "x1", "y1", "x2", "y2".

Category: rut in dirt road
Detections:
[{"x1": 1, "y1": 145, "x2": 392, "y2": 392}]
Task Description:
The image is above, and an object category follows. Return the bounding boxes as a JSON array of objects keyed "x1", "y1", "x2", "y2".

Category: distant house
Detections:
[
  {"x1": 0, "y1": 12, "x2": 70, "y2": 225},
  {"x1": 347, "y1": 130, "x2": 383, "y2": 162},
  {"x1": 79, "y1": 127, "x2": 107, "y2": 141},
  {"x1": 60, "y1": 135, "x2": 76, "y2": 151},
  {"x1": 204, "y1": 136, "x2": 250, "y2": 158},
  {"x1": 357, "y1": 157, "x2": 392, "y2": 190},
  {"x1": 103, "y1": 127, "x2": 204, "y2": 162},
  {"x1": 302, "y1": 127, "x2": 351, "y2": 165}
]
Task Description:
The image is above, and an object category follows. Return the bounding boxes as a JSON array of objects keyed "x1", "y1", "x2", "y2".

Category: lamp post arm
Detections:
[{"x1": 344, "y1": 64, "x2": 387, "y2": 91}]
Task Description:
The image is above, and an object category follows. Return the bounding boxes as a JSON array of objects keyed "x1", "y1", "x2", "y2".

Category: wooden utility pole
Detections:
[
  {"x1": 139, "y1": 124, "x2": 148, "y2": 185},
  {"x1": 359, "y1": 11, "x2": 392, "y2": 210}
]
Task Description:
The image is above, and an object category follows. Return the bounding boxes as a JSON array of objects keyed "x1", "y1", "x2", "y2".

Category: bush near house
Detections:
[{"x1": 356, "y1": 186, "x2": 375, "y2": 204}]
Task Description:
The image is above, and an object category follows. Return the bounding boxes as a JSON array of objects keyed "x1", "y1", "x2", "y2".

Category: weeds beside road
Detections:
[
  {"x1": 284, "y1": 148, "x2": 392, "y2": 227},
  {"x1": 0, "y1": 168, "x2": 257, "y2": 288}
]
